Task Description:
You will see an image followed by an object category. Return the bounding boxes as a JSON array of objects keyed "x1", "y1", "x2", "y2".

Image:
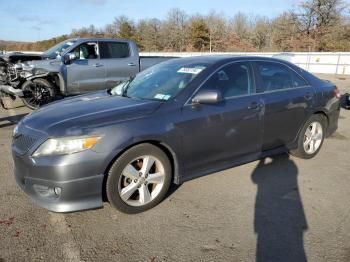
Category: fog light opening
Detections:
[{"x1": 54, "y1": 187, "x2": 62, "y2": 196}]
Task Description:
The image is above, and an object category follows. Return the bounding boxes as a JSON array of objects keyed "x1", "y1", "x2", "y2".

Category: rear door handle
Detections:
[
  {"x1": 128, "y1": 63, "x2": 136, "y2": 67},
  {"x1": 304, "y1": 92, "x2": 313, "y2": 100},
  {"x1": 248, "y1": 102, "x2": 263, "y2": 110},
  {"x1": 92, "y1": 63, "x2": 103, "y2": 67}
]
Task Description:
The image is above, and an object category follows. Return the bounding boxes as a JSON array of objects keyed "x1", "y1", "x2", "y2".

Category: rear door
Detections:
[
  {"x1": 66, "y1": 41, "x2": 107, "y2": 94},
  {"x1": 99, "y1": 41, "x2": 139, "y2": 89},
  {"x1": 253, "y1": 61, "x2": 315, "y2": 150},
  {"x1": 179, "y1": 62, "x2": 263, "y2": 175}
]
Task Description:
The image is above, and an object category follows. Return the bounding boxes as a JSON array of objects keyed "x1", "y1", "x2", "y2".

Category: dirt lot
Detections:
[{"x1": 0, "y1": 74, "x2": 349, "y2": 262}]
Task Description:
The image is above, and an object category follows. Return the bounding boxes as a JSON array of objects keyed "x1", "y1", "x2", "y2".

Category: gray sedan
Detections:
[{"x1": 12, "y1": 56, "x2": 340, "y2": 213}]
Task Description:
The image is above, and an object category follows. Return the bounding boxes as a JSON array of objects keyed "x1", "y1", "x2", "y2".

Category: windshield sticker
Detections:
[
  {"x1": 154, "y1": 94, "x2": 171, "y2": 100},
  {"x1": 154, "y1": 94, "x2": 166, "y2": 100},
  {"x1": 66, "y1": 42, "x2": 74, "y2": 46},
  {"x1": 177, "y1": 67, "x2": 204, "y2": 75}
]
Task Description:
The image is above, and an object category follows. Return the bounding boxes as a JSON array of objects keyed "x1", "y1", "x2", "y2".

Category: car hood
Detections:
[
  {"x1": 22, "y1": 91, "x2": 162, "y2": 135},
  {"x1": 24, "y1": 58, "x2": 61, "y2": 71}
]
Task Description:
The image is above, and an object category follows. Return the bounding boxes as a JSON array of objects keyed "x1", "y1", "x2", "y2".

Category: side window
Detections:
[
  {"x1": 255, "y1": 62, "x2": 308, "y2": 93},
  {"x1": 100, "y1": 42, "x2": 130, "y2": 59},
  {"x1": 200, "y1": 62, "x2": 252, "y2": 98},
  {"x1": 71, "y1": 42, "x2": 98, "y2": 60},
  {"x1": 292, "y1": 70, "x2": 309, "y2": 87}
]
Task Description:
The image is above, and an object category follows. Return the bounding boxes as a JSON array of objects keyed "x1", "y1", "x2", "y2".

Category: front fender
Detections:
[
  {"x1": 26, "y1": 72, "x2": 66, "y2": 95},
  {"x1": 27, "y1": 73, "x2": 50, "y2": 81},
  {"x1": 101, "y1": 137, "x2": 182, "y2": 185}
]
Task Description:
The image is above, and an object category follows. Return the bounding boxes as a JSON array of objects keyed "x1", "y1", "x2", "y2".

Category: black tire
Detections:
[
  {"x1": 106, "y1": 143, "x2": 172, "y2": 214},
  {"x1": 21, "y1": 78, "x2": 56, "y2": 110},
  {"x1": 290, "y1": 114, "x2": 326, "y2": 159}
]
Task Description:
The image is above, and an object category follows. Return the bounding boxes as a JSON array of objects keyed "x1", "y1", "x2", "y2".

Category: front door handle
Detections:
[
  {"x1": 128, "y1": 63, "x2": 136, "y2": 67},
  {"x1": 92, "y1": 63, "x2": 103, "y2": 67}
]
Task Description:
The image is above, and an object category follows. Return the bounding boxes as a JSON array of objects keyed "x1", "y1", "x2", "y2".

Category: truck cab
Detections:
[{"x1": 63, "y1": 39, "x2": 139, "y2": 94}]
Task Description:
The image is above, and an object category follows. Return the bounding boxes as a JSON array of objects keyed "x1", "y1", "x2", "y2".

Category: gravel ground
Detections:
[{"x1": 0, "y1": 74, "x2": 349, "y2": 262}]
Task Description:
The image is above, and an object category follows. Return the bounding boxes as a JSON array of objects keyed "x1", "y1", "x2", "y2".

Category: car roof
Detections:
[
  {"x1": 65, "y1": 38, "x2": 133, "y2": 43},
  {"x1": 164, "y1": 55, "x2": 293, "y2": 67}
]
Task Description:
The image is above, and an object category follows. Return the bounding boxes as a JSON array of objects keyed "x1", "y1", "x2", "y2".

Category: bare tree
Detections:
[
  {"x1": 230, "y1": 12, "x2": 251, "y2": 41},
  {"x1": 137, "y1": 18, "x2": 162, "y2": 51},
  {"x1": 162, "y1": 8, "x2": 188, "y2": 51},
  {"x1": 250, "y1": 16, "x2": 271, "y2": 50},
  {"x1": 205, "y1": 11, "x2": 228, "y2": 52}
]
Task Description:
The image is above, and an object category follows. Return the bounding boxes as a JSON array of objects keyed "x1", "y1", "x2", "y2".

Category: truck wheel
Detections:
[
  {"x1": 21, "y1": 79, "x2": 56, "y2": 110},
  {"x1": 290, "y1": 114, "x2": 326, "y2": 159},
  {"x1": 106, "y1": 143, "x2": 172, "y2": 214}
]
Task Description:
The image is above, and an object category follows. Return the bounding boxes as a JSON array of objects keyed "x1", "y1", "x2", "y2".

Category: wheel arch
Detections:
[
  {"x1": 290, "y1": 109, "x2": 330, "y2": 150},
  {"x1": 312, "y1": 110, "x2": 329, "y2": 129},
  {"x1": 102, "y1": 140, "x2": 181, "y2": 201},
  {"x1": 27, "y1": 72, "x2": 65, "y2": 95}
]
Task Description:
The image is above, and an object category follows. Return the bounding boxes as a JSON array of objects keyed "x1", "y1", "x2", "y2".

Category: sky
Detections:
[{"x1": 0, "y1": 0, "x2": 298, "y2": 42}]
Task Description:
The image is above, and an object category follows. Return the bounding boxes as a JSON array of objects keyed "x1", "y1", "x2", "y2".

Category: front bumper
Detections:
[
  {"x1": 12, "y1": 144, "x2": 106, "y2": 213},
  {"x1": 0, "y1": 84, "x2": 24, "y2": 96}
]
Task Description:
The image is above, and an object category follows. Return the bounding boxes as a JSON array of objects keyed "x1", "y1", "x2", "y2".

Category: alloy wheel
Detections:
[
  {"x1": 118, "y1": 155, "x2": 165, "y2": 207},
  {"x1": 303, "y1": 121, "x2": 323, "y2": 154}
]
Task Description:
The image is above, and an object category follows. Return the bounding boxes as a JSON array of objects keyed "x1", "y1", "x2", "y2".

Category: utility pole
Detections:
[{"x1": 209, "y1": 32, "x2": 212, "y2": 53}]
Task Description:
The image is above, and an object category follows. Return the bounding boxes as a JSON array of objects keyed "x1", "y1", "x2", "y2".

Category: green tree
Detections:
[
  {"x1": 187, "y1": 17, "x2": 210, "y2": 51},
  {"x1": 114, "y1": 16, "x2": 140, "y2": 45}
]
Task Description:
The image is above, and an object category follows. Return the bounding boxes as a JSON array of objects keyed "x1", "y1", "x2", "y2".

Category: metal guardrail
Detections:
[{"x1": 141, "y1": 52, "x2": 350, "y2": 75}]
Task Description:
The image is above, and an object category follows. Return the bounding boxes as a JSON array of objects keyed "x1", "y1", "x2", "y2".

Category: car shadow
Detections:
[
  {"x1": 0, "y1": 113, "x2": 27, "y2": 128},
  {"x1": 251, "y1": 153, "x2": 308, "y2": 262}
]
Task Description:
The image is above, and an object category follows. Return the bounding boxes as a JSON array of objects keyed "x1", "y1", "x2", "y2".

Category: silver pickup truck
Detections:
[{"x1": 0, "y1": 38, "x2": 175, "y2": 109}]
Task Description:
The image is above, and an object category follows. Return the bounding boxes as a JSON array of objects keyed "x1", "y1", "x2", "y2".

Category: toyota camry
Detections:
[{"x1": 12, "y1": 56, "x2": 341, "y2": 213}]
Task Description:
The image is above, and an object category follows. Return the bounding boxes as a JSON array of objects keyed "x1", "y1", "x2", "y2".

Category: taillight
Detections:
[{"x1": 333, "y1": 86, "x2": 341, "y2": 99}]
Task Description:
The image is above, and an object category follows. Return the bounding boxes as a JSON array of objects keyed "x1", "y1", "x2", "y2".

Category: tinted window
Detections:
[
  {"x1": 100, "y1": 42, "x2": 130, "y2": 59},
  {"x1": 200, "y1": 62, "x2": 252, "y2": 98},
  {"x1": 256, "y1": 62, "x2": 308, "y2": 93}
]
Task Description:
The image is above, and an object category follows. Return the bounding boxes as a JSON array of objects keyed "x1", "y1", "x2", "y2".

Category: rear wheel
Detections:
[
  {"x1": 290, "y1": 114, "x2": 326, "y2": 159},
  {"x1": 21, "y1": 78, "x2": 56, "y2": 110},
  {"x1": 106, "y1": 144, "x2": 172, "y2": 213}
]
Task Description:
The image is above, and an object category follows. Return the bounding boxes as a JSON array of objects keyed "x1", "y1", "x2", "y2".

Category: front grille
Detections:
[{"x1": 13, "y1": 134, "x2": 38, "y2": 154}]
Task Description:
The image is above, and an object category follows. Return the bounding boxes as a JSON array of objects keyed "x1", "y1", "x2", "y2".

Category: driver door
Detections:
[
  {"x1": 66, "y1": 41, "x2": 107, "y2": 94},
  {"x1": 177, "y1": 62, "x2": 263, "y2": 176}
]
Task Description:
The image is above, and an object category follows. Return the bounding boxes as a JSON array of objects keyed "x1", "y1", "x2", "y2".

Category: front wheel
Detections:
[
  {"x1": 21, "y1": 78, "x2": 56, "y2": 110},
  {"x1": 106, "y1": 144, "x2": 172, "y2": 214},
  {"x1": 290, "y1": 114, "x2": 326, "y2": 159}
]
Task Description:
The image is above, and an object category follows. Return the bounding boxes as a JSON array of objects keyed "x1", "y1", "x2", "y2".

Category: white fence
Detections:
[
  {"x1": 3, "y1": 50, "x2": 350, "y2": 75},
  {"x1": 141, "y1": 52, "x2": 350, "y2": 75}
]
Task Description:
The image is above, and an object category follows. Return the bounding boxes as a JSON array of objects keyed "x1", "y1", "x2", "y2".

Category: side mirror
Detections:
[
  {"x1": 192, "y1": 90, "x2": 222, "y2": 104},
  {"x1": 63, "y1": 53, "x2": 76, "y2": 64}
]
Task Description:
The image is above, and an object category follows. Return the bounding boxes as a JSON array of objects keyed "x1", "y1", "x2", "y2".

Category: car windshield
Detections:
[
  {"x1": 43, "y1": 40, "x2": 77, "y2": 57},
  {"x1": 110, "y1": 61, "x2": 208, "y2": 101}
]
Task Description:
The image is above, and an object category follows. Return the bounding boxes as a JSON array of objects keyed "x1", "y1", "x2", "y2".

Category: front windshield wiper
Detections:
[{"x1": 121, "y1": 76, "x2": 135, "y2": 98}]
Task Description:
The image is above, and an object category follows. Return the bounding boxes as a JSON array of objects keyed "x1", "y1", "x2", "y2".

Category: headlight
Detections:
[
  {"x1": 34, "y1": 68, "x2": 48, "y2": 75},
  {"x1": 32, "y1": 136, "x2": 101, "y2": 157},
  {"x1": 20, "y1": 71, "x2": 33, "y2": 78},
  {"x1": 13, "y1": 125, "x2": 18, "y2": 136}
]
